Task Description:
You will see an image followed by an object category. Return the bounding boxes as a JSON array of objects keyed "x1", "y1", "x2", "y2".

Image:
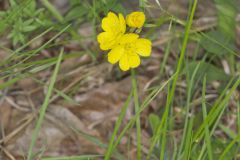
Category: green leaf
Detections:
[
  {"x1": 200, "y1": 31, "x2": 235, "y2": 56},
  {"x1": 148, "y1": 113, "x2": 160, "y2": 134},
  {"x1": 65, "y1": 6, "x2": 87, "y2": 21},
  {"x1": 23, "y1": 0, "x2": 36, "y2": 16},
  {"x1": 9, "y1": 0, "x2": 17, "y2": 7},
  {"x1": 22, "y1": 25, "x2": 37, "y2": 32},
  {"x1": 184, "y1": 61, "x2": 231, "y2": 83},
  {"x1": 214, "y1": 0, "x2": 237, "y2": 39},
  {"x1": 24, "y1": 19, "x2": 34, "y2": 25},
  {"x1": 111, "y1": 3, "x2": 126, "y2": 14},
  {"x1": 0, "y1": 11, "x2": 6, "y2": 17}
]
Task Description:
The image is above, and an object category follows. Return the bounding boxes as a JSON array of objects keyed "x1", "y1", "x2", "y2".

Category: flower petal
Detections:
[
  {"x1": 135, "y1": 38, "x2": 152, "y2": 57},
  {"x1": 108, "y1": 46, "x2": 124, "y2": 64},
  {"x1": 102, "y1": 12, "x2": 119, "y2": 32},
  {"x1": 119, "y1": 33, "x2": 139, "y2": 44},
  {"x1": 129, "y1": 53, "x2": 140, "y2": 68},
  {"x1": 97, "y1": 32, "x2": 116, "y2": 50},
  {"x1": 97, "y1": 32, "x2": 111, "y2": 43},
  {"x1": 119, "y1": 53, "x2": 130, "y2": 71},
  {"x1": 118, "y1": 13, "x2": 126, "y2": 34}
]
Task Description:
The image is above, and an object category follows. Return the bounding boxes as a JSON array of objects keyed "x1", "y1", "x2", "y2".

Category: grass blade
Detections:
[
  {"x1": 104, "y1": 91, "x2": 133, "y2": 160},
  {"x1": 202, "y1": 76, "x2": 213, "y2": 160},
  {"x1": 147, "y1": 0, "x2": 198, "y2": 158},
  {"x1": 27, "y1": 48, "x2": 64, "y2": 160},
  {"x1": 131, "y1": 69, "x2": 142, "y2": 160},
  {"x1": 178, "y1": 61, "x2": 201, "y2": 158},
  {"x1": 42, "y1": 155, "x2": 103, "y2": 160},
  {"x1": 41, "y1": 0, "x2": 64, "y2": 22}
]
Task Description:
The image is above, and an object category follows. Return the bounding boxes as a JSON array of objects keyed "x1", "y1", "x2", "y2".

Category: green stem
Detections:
[{"x1": 131, "y1": 69, "x2": 142, "y2": 160}]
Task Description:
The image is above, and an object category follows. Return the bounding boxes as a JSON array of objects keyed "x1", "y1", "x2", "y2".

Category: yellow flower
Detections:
[
  {"x1": 126, "y1": 11, "x2": 145, "y2": 28},
  {"x1": 97, "y1": 11, "x2": 151, "y2": 71},
  {"x1": 108, "y1": 33, "x2": 151, "y2": 71},
  {"x1": 97, "y1": 12, "x2": 126, "y2": 50}
]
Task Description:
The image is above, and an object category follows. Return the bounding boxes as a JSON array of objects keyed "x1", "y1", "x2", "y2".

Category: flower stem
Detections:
[{"x1": 131, "y1": 69, "x2": 142, "y2": 160}]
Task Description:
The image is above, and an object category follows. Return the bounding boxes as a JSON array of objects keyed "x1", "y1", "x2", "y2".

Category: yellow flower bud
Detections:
[{"x1": 126, "y1": 11, "x2": 145, "y2": 28}]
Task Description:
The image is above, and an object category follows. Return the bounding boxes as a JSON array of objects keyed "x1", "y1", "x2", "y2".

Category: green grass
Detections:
[
  {"x1": 178, "y1": 60, "x2": 201, "y2": 159},
  {"x1": 27, "y1": 48, "x2": 64, "y2": 160},
  {"x1": 104, "y1": 91, "x2": 133, "y2": 159},
  {"x1": 147, "y1": 0, "x2": 198, "y2": 159},
  {"x1": 131, "y1": 69, "x2": 142, "y2": 160},
  {"x1": 202, "y1": 76, "x2": 213, "y2": 160},
  {"x1": 0, "y1": 0, "x2": 240, "y2": 160},
  {"x1": 42, "y1": 155, "x2": 103, "y2": 160},
  {"x1": 41, "y1": 0, "x2": 64, "y2": 23}
]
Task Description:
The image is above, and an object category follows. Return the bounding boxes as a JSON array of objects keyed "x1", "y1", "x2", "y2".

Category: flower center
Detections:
[{"x1": 124, "y1": 43, "x2": 136, "y2": 55}]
